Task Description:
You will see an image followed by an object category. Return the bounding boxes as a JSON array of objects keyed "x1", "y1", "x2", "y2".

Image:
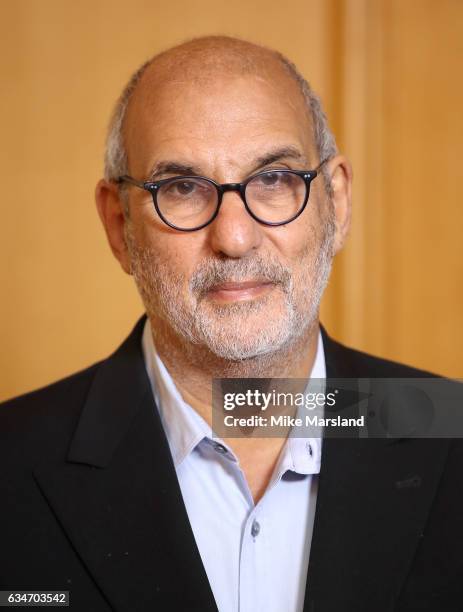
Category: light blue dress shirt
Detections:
[{"x1": 142, "y1": 319, "x2": 325, "y2": 612}]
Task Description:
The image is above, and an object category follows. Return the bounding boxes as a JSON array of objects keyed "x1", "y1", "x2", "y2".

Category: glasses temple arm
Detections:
[
  {"x1": 314, "y1": 158, "x2": 331, "y2": 173},
  {"x1": 116, "y1": 175, "x2": 146, "y2": 189}
]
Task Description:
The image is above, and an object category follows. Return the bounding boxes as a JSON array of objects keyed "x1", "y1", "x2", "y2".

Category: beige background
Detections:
[{"x1": 1, "y1": 0, "x2": 462, "y2": 401}]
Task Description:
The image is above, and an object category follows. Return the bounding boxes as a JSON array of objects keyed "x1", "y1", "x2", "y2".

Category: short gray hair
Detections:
[{"x1": 104, "y1": 43, "x2": 338, "y2": 192}]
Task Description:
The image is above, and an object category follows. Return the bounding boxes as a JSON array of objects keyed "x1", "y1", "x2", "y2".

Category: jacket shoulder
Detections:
[
  {"x1": 1, "y1": 361, "x2": 101, "y2": 410},
  {"x1": 321, "y1": 327, "x2": 440, "y2": 378},
  {"x1": 0, "y1": 317, "x2": 147, "y2": 465},
  {"x1": 344, "y1": 344, "x2": 437, "y2": 377},
  {"x1": 0, "y1": 362, "x2": 102, "y2": 451}
]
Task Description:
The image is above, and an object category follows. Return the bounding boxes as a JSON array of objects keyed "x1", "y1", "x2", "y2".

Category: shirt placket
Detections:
[{"x1": 239, "y1": 504, "x2": 266, "y2": 612}]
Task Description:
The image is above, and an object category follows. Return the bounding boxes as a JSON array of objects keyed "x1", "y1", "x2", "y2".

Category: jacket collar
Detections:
[{"x1": 67, "y1": 316, "x2": 149, "y2": 467}]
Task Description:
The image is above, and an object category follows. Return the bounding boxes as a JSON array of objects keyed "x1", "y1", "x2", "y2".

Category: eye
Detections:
[
  {"x1": 169, "y1": 180, "x2": 198, "y2": 196},
  {"x1": 258, "y1": 172, "x2": 282, "y2": 186},
  {"x1": 252, "y1": 171, "x2": 295, "y2": 189}
]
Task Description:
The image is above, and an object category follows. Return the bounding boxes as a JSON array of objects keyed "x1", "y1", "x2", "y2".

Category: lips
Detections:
[
  {"x1": 209, "y1": 280, "x2": 273, "y2": 292},
  {"x1": 205, "y1": 279, "x2": 275, "y2": 303}
]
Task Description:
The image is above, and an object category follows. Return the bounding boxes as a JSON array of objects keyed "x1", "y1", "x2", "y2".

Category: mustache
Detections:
[{"x1": 189, "y1": 255, "x2": 292, "y2": 297}]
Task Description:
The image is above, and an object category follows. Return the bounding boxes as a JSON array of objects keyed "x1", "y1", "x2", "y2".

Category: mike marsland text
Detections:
[{"x1": 223, "y1": 414, "x2": 365, "y2": 428}]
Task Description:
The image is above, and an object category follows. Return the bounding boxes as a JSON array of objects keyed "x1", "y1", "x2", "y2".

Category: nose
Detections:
[{"x1": 207, "y1": 190, "x2": 263, "y2": 258}]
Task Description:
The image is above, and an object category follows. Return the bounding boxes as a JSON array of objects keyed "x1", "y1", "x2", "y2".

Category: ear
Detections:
[
  {"x1": 95, "y1": 179, "x2": 132, "y2": 275},
  {"x1": 324, "y1": 155, "x2": 353, "y2": 255}
]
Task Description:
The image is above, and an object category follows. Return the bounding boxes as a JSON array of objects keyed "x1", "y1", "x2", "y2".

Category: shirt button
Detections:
[
  {"x1": 306, "y1": 442, "x2": 313, "y2": 457},
  {"x1": 251, "y1": 519, "x2": 260, "y2": 538},
  {"x1": 213, "y1": 442, "x2": 228, "y2": 455}
]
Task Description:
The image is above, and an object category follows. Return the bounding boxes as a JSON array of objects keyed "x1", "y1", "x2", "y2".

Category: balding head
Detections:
[
  {"x1": 104, "y1": 36, "x2": 337, "y2": 188},
  {"x1": 134, "y1": 36, "x2": 280, "y2": 81}
]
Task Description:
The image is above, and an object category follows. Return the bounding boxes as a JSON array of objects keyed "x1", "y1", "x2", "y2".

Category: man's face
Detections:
[{"x1": 122, "y1": 68, "x2": 335, "y2": 361}]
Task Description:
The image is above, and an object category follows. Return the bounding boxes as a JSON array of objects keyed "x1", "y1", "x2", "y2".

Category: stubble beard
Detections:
[{"x1": 125, "y1": 216, "x2": 335, "y2": 373}]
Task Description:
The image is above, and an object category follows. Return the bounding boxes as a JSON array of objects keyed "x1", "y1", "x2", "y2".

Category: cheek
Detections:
[
  {"x1": 294, "y1": 198, "x2": 330, "y2": 258},
  {"x1": 267, "y1": 215, "x2": 318, "y2": 265},
  {"x1": 138, "y1": 226, "x2": 205, "y2": 282}
]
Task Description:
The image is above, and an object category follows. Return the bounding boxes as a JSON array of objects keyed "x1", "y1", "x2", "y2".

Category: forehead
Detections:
[{"x1": 124, "y1": 58, "x2": 315, "y2": 177}]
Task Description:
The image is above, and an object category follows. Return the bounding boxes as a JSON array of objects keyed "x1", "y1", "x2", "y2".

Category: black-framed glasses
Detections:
[{"x1": 117, "y1": 159, "x2": 329, "y2": 232}]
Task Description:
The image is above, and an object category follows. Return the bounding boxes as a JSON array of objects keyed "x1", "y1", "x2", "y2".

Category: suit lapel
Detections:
[
  {"x1": 303, "y1": 328, "x2": 449, "y2": 611},
  {"x1": 33, "y1": 316, "x2": 217, "y2": 612}
]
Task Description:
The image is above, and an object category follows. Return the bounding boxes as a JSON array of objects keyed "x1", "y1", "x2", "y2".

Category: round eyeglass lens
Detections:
[
  {"x1": 157, "y1": 177, "x2": 218, "y2": 229},
  {"x1": 245, "y1": 171, "x2": 307, "y2": 223}
]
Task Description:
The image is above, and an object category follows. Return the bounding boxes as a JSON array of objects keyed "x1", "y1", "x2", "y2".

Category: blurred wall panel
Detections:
[
  {"x1": 321, "y1": 0, "x2": 463, "y2": 377},
  {"x1": 0, "y1": 0, "x2": 461, "y2": 400}
]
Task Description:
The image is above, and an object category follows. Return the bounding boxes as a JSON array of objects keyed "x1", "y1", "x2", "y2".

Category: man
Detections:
[{"x1": 1, "y1": 36, "x2": 462, "y2": 612}]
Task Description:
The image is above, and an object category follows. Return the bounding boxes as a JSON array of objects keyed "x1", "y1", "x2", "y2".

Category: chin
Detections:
[{"x1": 193, "y1": 310, "x2": 305, "y2": 362}]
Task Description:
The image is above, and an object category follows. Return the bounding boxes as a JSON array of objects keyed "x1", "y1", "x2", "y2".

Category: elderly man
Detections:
[{"x1": 1, "y1": 36, "x2": 462, "y2": 612}]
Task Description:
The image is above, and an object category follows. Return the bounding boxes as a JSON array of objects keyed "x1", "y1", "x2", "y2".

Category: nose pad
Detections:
[{"x1": 208, "y1": 190, "x2": 262, "y2": 258}]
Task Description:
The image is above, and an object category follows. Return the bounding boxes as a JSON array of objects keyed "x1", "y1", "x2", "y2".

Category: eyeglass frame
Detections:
[{"x1": 116, "y1": 158, "x2": 330, "y2": 232}]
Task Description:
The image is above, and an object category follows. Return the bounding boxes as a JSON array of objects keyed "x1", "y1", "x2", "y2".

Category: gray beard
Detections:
[{"x1": 126, "y1": 216, "x2": 334, "y2": 367}]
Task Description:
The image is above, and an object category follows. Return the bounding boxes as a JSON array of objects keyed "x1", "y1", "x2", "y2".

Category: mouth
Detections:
[{"x1": 205, "y1": 280, "x2": 275, "y2": 303}]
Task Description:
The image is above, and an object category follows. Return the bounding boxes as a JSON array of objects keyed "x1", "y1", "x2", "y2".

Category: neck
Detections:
[
  {"x1": 149, "y1": 314, "x2": 320, "y2": 504},
  {"x1": 149, "y1": 313, "x2": 320, "y2": 426}
]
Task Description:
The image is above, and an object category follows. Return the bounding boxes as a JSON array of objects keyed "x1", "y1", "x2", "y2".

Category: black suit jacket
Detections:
[{"x1": 1, "y1": 316, "x2": 462, "y2": 611}]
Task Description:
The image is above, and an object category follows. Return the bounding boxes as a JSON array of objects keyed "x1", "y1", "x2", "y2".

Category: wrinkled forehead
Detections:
[{"x1": 123, "y1": 44, "x2": 315, "y2": 175}]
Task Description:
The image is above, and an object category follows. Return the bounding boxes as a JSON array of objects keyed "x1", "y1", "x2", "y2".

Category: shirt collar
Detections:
[
  {"x1": 142, "y1": 318, "x2": 211, "y2": 467},
  {"x1": 142, "y1": 318, "x2": 325, "y2": 474}
]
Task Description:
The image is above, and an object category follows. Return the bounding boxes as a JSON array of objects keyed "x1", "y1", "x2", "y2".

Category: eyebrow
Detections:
[
  {"x1": 147, "y1": 145, "x2": 308, "y2": 181},
  {"x1": 148, "y1": 162, "x2": 201, "y2": 181},
  {"x1": 250, "y1": 146, "x2": 308, "y2": 173}
]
